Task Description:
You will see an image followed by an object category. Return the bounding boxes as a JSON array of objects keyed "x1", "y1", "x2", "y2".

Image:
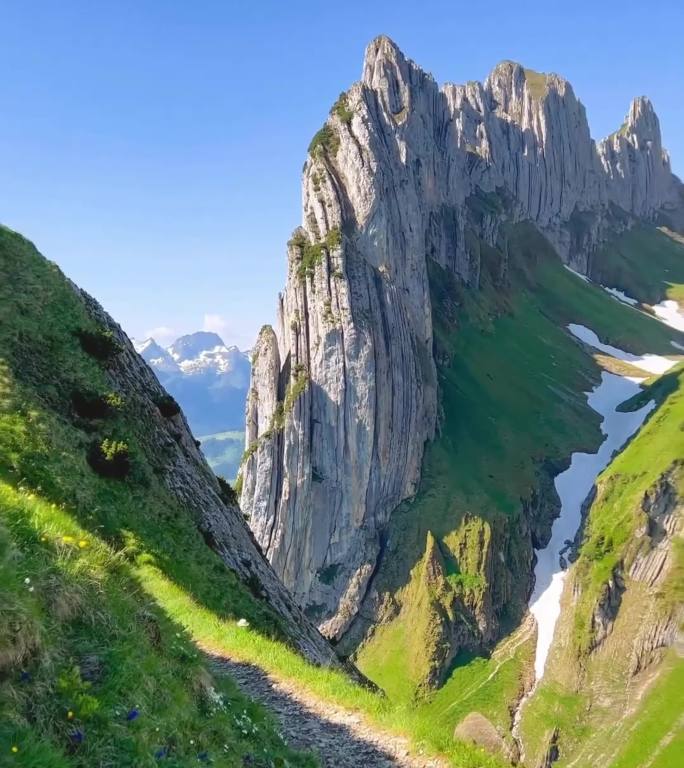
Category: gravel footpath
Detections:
[{"x1": 210, "y1": 656, "x2": 450, "y2": 768}]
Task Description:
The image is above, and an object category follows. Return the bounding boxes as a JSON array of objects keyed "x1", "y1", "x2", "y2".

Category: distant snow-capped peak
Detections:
[
  {"x1": 134, "y1": 337, "x2": 181, "y2": 374},
  {"x1": 168, "y1": 331, "x2": 225, "y2": 363},
  {"x1": 136, "y1": 331, "x2": 249, "y2": 382}
]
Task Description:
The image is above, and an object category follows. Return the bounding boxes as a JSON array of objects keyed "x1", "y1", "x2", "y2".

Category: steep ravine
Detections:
[
  {"x1": 350, "y1": 231, "x2": 683, "y2": 705},
  {"x1": 0, "y1": 225, "x2": 358, "y2": 767},
  {"x1": 517, "y1": 365, "x2": 684, "y2": 767},
  {"x1": 82, "y1": 292, "x2": 347, "y2": 670},
  {"x1": 511, "y1": 327, "x2": 677, "y2": 754}
]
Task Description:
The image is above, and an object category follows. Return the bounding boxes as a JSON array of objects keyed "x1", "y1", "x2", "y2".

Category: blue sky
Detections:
[{"x1": 1, "y1": 1, "x2": 682, "y2": 349}]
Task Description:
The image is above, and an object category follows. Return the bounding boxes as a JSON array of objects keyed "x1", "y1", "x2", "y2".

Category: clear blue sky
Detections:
[{"x1": 1, "y1": 1, "x2": 682, "y2": 349}]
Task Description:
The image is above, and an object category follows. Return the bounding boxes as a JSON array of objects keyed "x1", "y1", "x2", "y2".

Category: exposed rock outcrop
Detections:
[
  {"x1": 536, "y1": 727, "x2": 560, "y2": 768},
  {"x1": 627, "y1": 468, "x2": 683, "y2": 672},
  {"x1": 454, "y1": 711, "x2": 519, "y2": 763},
  {"x1": 589, "y1": 566, "x2": 625, "y2": 650},
  {"x1": 587, "y1": 467, "x2": 683, "y2": 660},
  {"x1": 240, "y1": 35, "x2": 682, "y2": 641}
]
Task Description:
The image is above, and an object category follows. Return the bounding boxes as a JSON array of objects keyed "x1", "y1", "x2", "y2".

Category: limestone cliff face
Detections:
[
  {"x1": 597, "y1": 96, "x2": 676, "y2": 219},
  {"x1": 240, "y1": 36, "x2": 680, "y2": 640}
]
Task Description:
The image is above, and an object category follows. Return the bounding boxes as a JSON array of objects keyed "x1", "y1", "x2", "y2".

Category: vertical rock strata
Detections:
[{"x1": 240, "y1": 36, "x2": 681, "y2": 640}]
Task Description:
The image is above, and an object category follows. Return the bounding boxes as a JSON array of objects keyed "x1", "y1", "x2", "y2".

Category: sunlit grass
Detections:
[
  {"x1": 0, "y1": 481, "x2": 315, "y2": 767},
  {"x1": 140, "y1": 564, "x2": 507, "y2": 768}
]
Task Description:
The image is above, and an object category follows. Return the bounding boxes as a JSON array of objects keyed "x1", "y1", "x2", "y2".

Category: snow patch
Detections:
[
  {"x1": 652, "y1": 299, "x2": 684, "y2": 332},
  {"x1": 529, "y1": 372, "x2": 654, "y2": 681},
  {"x1": 563, "y1": 265, "x2": 589, "y2": 282},
  {"x1": 568, "y1": 324, "x2": 676, "y2": 375},
  {"x1": 528, "y1": 327, "x2": 676, "y2": 684},
  {"x1": 602, "y1": 286, "x2": 639, "y2": 306},
  {"x1": 133, "y1": 337, "x2": 156, "y2": 354},
  {"x1": 178, "y1": 345, "x2": 243, "y2": 375}
]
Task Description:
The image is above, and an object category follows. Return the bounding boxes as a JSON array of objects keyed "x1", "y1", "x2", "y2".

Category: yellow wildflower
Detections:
[
  {"x1": 78, "y1": 539, "x2": 88, "y2": 549},
  {"x1": 62, "y1": 536, "x2": 75, "y2": 544},
  {"x1": 11, "y1": 745, "x2": 18, "y2": 753},
  {"x1": 67, "y1": 710, "x2": 74, "y2": 720}
]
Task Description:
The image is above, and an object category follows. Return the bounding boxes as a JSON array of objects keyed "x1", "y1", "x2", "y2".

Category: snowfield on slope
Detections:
[
  {"x1": 653, "y1": 298, "x2": 684, "y2": 332},
  {"x1": 568, "y1": 323, "x2": 676, "y2": 375},
  {"x1": 528, "y1": 325, "x2": 677, "y2": 682},
  {"x1": 598, "y1": 283, "x2": 684, "y2": 334},
  {"x1": 602, "y1": 286, "x2": 639, "y2": 306}
]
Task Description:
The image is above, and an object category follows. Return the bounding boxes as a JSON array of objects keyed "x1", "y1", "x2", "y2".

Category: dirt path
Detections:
[{"x1": 209, "y1": 655, "x2": 450, "y2": 768}]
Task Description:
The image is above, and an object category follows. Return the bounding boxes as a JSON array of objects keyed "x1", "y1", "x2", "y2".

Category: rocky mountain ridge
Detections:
[{"x1": 239, "y1": 35, "x2": 683, "y2": 643}]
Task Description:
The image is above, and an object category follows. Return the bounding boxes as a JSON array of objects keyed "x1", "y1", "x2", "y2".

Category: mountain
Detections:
[
  {"x1": 136, "y1": 332, "x2": 250, "y2": 478},
  {"x1": 134, "y1": 337, "x2": 180, "y2": 375},
  {"x1": 169, "y1": 332, "x2": 248, "y2": 378},
  {"x1": 239, "y1": 36, "x2": 684, "y2": 764},
  {"x1": 240, "y1": 34, "x2": 682, "y2": 638}
]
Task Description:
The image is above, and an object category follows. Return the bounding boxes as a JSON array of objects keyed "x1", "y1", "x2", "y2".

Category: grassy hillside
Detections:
[
  {"x1": 355, "y1": 224, "x2": 683, "y2": 727},
  {"x1": 519, "y1": 365, "x2": 684, "y2": 767},
  {"x1": 591, "y1": 225, "x2": 684, "y2": 308},
  {"x1": 0, "y1": 226, "x2": 317, "y2": 767},
  {"x1": 2, "y1": 219, "x2": 679, "y2": 767},
  {"x1": 198, "y1": 431, "x2": 244, "y2": 482}
]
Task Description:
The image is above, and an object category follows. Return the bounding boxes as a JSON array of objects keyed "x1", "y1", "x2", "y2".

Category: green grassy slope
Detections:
[
  {"x1": 591, "y1": 225, "x2": 684, "y2": 307},
  {"x1": 0, "y1": 226, "x2": 314, "y2": 767},
  {"x1": 355, "y1": 224, "x2": 683, "y2": 723},
  {"x1": 198, "y1": 431, "x2": 244, "y2": 481},
  {"x1": 519, "y1": 366, "x2": 684, "y2": 767}
]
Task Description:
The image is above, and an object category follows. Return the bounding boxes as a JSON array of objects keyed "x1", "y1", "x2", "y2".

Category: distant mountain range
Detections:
[{"x1": 134, "y1": 331, "x2": 249, "y2": 479}]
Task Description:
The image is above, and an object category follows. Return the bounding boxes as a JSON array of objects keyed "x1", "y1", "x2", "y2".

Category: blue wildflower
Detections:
[
  {"x1": 154, "y1": 746, "x2": 168, "y2": 759},
  {"x1": 126, "y1": 708, "x2": 140, "y2": 721},
  {"x1": 19, "y1": 670, "x2": 31, "y2": 683},
  {"x1": 198, "y1": 752, "x2": 210, "y2": 762},
  {"x1": 69, "y1": 729, "x2": 84, "y2": 744}
]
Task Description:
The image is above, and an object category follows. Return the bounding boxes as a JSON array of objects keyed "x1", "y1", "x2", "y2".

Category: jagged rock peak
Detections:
[
  {"x1": 597, "y1": 95, "x2": 672, "y2": 217},
  {"x1": 169, "y1": 331, "x2": 226, "y2": 361},
  {"x1": 423, "y1": 531, "x2": 447, "y2": 585},
  {"x1": 487, "y1": 60, "x2": 571, "y2": 101},
  {"x1": 361, "y1": 34, "x2": 432, "y2": 90},
  {"x1": 245, "y1": 325, "x2": 280, "y2": 447},
  {"x1": 362, "y1": 34, "x2": 412, "y2": 85},
  {"x1": 624, "y1": 95, "x2": 663, "y2": 142}
]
